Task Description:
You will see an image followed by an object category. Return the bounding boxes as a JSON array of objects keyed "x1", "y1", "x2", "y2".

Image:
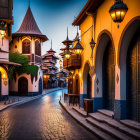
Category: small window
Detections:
[
  {"x1": 35, "y1": 40, "x2": 41, "y2": 56},
  {"x1": 22, "y1": 39, "x2": 30, "y2": 54}
]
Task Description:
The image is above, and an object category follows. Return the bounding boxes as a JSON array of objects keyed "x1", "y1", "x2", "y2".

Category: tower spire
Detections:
[
  {"x1": 28, "y1": 0, "x2": 30, "y2": 7},
  {"x1": 66, "y1": 27, "x2": 69, "y2": 40},
  {"x1": 51, "y1": 39, "x2": 52, "y2": 49}
]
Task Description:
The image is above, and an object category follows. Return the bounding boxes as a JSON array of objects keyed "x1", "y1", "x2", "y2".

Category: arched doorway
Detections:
[
  {"x1": 87, "y1": 73, "x2": 92, "y2": 98},
  {"x1": 39, "y1": 78, "x2": 42, "y2": 94},
  {"x1": 68, "y1": 77, "x2": 73, "y2": 94},
  {"x1": 95, "y1": 31, "x2": 115, "y2": 111},
  {"x1": 18, "y1": 77, "x2": 28, "y2": 96},
  {"x1": 102, "y1": 40, "x2": 115, "y2": 110},
  {"x1": 83, "y1": 62, "x2": 91, "y2": 98},
  {"x1": 127, "y1": 29, "x2": 140, "y2": 122},
  {"x1": 119, "y1": 17, "x2": 140, "y2": 120}
]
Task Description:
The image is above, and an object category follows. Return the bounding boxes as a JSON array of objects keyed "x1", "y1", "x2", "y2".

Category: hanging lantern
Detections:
[
  {"x1": 109, "y1": 0, "x2": 128, "y2": 23},
  {"x1": 64, "y1": 49, "x2": 71, "y2": 60},
  {"x1": 90, "y1": 38, "x2": 96, "y2": 51},
  {"x1": 59, "y1": 60, "x2": 62, "y2": 66},
  {"x1": 0, "y1": 21, "x2": 6, "y2": 45},
  {"x1": 73, "y1": 41, "x2": 84, "y2": 55}
]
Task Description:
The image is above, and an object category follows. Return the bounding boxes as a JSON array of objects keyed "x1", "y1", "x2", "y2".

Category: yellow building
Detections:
[{"x1": 63, "y1": 0, "x2": 140, "y2": 122}]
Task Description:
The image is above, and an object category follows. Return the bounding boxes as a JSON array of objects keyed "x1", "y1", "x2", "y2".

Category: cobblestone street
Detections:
[{"x1": 0, "y1": 89, "x2": 96, "y2": 140}]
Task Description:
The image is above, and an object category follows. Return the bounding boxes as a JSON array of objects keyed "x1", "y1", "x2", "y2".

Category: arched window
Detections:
[
  {"x1": 35, "y1": 40, "x2": 41, "y2": 56},
  {"x1": 22, "y1": 39, "x2": 30, "y2": 54}
]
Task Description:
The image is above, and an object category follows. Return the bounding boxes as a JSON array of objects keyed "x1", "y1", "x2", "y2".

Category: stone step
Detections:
[
  {"x1": 60, "y1": 101, "x2": 115, "y2": 140},
  {"x1": 72, "y1": 106, "x2": 87, "y2": 117},
  {"x1": 120, "y1": 120, "x2": 140, "y2": 131},
  {"x1": 98, "y1": 109, "x2": 114, "y2": 118},
  {"x1": 86, "y1": 117, "x2": 134, "y2": 140},
  {"x1": 89, "y1": 113, "x2": 140, "y2": 139}
]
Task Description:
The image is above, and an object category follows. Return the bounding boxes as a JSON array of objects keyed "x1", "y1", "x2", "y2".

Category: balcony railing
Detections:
[{"x1": 63, "y1": 54, "x2": 81, "y2": 70}]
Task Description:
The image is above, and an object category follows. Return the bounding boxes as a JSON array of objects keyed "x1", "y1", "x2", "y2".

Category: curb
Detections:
[
  {"x1": 59, "y1": 100, "x2": 104, "y2": 140},
  {"x1": 0, "y1": 88, "x2": 66, "y2": 112}
]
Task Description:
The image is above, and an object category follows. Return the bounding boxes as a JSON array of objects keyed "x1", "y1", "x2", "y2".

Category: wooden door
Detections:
[
  {"x1": 68, "y1": 77, "x2": 73, "y2": 94},
  {"x1": 127, "y1": 31, "x2": 140, "y2": 122},
  {"x1": 18, "y1": 77, "x2": 28, "y2": 96},
  {"x1": 75, "y1": 75, "x2": 80, "y2": 94},
  {"x1": 87, "y1": 73, "x2": 92, "y2": 99},
  {"x1": 102, "y1": 41, "x2": 115, "y2": 111},
  {"x1": 39, "y1": 78, "x2": 42, "y2": 94}
]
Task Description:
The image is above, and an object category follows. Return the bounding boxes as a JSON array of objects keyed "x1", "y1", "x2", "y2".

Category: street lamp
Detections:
[
  {"x1": 0, "y1": 21, "x2": 6, "y2": 46},
  {"x1": 109, "y1": 0, "x2": 128, "y2": 23},
  {"x1": 73, "y1": 41, "x2": 84, "y2": 55}
]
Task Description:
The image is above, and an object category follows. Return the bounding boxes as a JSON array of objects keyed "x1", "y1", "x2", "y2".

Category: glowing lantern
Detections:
[
  {"x1": 73, "y1": 41, "x2": 84, "y2": 55},
  {"x1": 65, "y1": 49, "x2": 71, "y2": 60},
  {"x1": 109, "y1": 0, "x2": 128, "y2": 23},
  {"x1": 59, "y1": 60, "x2": 62, "y2": 66},
  {"x1": 0, "y1": 21, "x2": 6, "y2": 45},
  {"x1": 43, "y1": 75, "x2": 47, "y2": 79}
]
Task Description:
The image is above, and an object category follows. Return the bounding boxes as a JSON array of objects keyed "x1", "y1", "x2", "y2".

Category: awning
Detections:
[{"x1": 0, "y1": 61, "x2": 21, "y2": 66}]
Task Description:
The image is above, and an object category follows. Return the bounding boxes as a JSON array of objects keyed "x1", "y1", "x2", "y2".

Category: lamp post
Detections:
[
  {"x1": 0, "y1": 21, "x2": 6, "y2": 46},
  {"x1": 109, "y1": 0, "x2": 128, "y2": 28}
]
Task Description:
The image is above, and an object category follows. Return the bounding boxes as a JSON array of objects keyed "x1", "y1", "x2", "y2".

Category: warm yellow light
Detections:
[
  {"x1": 74, "y1": 49, "x2": 82, "y2": 55},
  {"x1": 110, "y1": 9, "x2": 127, "y2": 23},
  {"x1": 0, "y1": 30, "x2": 6, "y2": 38},
  {"x1": 79, "y1": 73, "x2": 81, "y2": 77},
  {"x1": 0, "y1": 67, "x2": 1, "y2": 71},
  {"x1": 65, "y1": 54, "x2": 70, "y2": 59},
  {"x1": 43, "y1": 75, "x2": 47, "y2": 79},
  {"x1": 73, "y1": 76, "x2": 75, "y2": 79},
  {"x1": 2, "y1": 74, "x2": 6, "y2": 78},
  {"x1": 59, "y1": 60, "x2": 62, "y2": 66}
]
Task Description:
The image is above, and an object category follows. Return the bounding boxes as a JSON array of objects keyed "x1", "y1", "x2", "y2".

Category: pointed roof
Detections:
[
  {"x1": 13, "y1": 6, "x2": 48, "y2": 42},
  {"x1": 47, "y1": 40, "x2": 56, "y2": 53}
]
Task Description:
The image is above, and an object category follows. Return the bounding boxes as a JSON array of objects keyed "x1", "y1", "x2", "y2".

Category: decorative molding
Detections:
[{"x1": 89, "y1": 66, "x2": 95, "y2": 77}]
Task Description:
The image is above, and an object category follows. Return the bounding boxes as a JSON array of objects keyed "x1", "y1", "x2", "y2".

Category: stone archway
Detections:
[
  {"x1": 119, "y1": 18, "x2": 140, "y2": 121},
  {"x1": 83, "y1": 62, "x2": 92, "y2": 98},
  {"x1": 18, "y1": 77, "x2": 28, "y2": 96},
  {"x1": 95, "y1": 31, "x2": 115, "y2": 111}
]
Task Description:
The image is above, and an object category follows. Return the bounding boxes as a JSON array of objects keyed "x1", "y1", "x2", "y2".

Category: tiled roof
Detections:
[{"x1": 13, "y1": 7, "x2": 48, "y2": 42}]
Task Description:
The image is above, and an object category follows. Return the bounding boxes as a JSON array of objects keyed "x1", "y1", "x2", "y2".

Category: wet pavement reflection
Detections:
[{"x1": 0, "y1": 89, "x2": 96, "y2": 140}]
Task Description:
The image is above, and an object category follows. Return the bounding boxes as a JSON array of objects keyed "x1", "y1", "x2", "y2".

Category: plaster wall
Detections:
[
  {"x1": 9, "y1": 67, "x2": 43, "y2": 94},
  {"x1": 73, "y1": 0, "x2": 140, "y2": 101}
]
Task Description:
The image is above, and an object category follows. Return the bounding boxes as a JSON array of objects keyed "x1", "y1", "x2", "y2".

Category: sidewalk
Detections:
[
  {"x1": 59, "y1": 96, "x2": 140, "y2": 140},
  {"x1": 0, "y1": 87, "x2": 65, "y2": 112}
]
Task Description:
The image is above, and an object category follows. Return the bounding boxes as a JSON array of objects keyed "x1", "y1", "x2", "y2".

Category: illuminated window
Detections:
[{"x1": 22, "y1": 39, "x2": 30, "y2": 54}]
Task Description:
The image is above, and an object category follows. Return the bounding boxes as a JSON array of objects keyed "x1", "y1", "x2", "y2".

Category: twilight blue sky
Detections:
[{"x1": 12, "y1": 0, "x2": 87, "y2": 61}]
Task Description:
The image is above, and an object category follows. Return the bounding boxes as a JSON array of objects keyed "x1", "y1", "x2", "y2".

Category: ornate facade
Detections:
[
  {"x1": 9, "y1": 6, "x2": 48, "y2": 96},
  {"x1": 63, "y1": 0, "x2": 140, "y2": 122}
]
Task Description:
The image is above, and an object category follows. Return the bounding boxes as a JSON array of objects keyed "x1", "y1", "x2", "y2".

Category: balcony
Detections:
[{"x1": 63, "y1": 54, "x2": 81, "y2": 70}]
